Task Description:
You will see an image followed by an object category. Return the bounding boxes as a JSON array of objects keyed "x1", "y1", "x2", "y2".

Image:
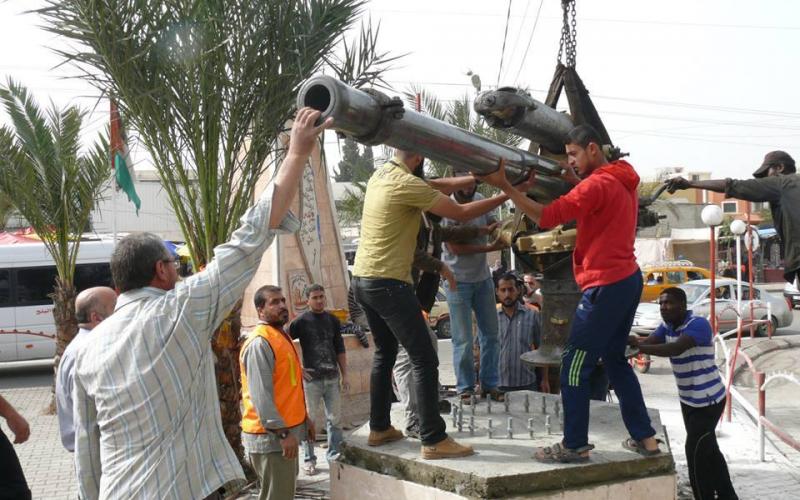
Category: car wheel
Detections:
[
  {"x1": 436, "y1": 318, "x2": 451, "y2": 339},
  {"x1": 757, "y1": 315, "x2": 778, "y2": 337}
]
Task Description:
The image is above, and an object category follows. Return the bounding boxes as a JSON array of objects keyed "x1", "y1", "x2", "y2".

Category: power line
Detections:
[
  {"x1": 501, "y1": 0, "x2": 532, "y2": 82},
  {"x1": 512, "y1": 0, "x2": 544, "y2": 85},
  {"x1": 496, "y1": 0, "x2": 514, "y2": 88}
]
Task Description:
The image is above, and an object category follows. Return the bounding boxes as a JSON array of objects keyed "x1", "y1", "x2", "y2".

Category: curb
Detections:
[{"x1": 731, "y1": 337, "x2": 800, "y2": 378}]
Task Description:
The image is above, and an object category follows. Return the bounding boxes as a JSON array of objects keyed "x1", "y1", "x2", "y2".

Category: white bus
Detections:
[{"x1": 0, "y1": 240, "x2": 115, "y2": 362}]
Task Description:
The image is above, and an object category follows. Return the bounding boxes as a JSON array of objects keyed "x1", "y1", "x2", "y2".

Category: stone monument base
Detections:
[{"x1": 331, "y1": 391, "x2": 676, "y2": 499}]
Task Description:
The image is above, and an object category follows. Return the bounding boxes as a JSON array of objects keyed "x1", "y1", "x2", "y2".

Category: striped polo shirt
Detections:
[
  {"x1": 653, "y1": 312, "x2": 726, "y2": 407},
  {"x1": 497, "y1": 304, "x2": 541, "y2": 388}
]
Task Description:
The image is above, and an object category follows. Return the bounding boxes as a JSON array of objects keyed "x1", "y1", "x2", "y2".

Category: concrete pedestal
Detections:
[{"x1": 331, "y1": 391, "x2": 676, "y2": 499}]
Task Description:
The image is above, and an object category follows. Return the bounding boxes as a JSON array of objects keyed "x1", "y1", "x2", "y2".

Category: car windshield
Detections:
[{"x1": 681, "y1": 283, "x2": 708, "y2": 304}]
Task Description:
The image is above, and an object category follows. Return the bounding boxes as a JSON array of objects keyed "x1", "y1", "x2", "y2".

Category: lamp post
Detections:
[
  {"x1": 701, "y1": 205, "x2": 723, "y2": 334},
  {"x1": 725, "y1": 218, "x2": 747, "y2": 421},
  {"x1": 730, "y1": 219, "x2": 747, "y2": 333}
]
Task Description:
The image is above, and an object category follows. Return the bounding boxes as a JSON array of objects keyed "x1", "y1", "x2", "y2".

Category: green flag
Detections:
[{"x1": 110, "y1": 99, "x2": 141, "y2": 215}]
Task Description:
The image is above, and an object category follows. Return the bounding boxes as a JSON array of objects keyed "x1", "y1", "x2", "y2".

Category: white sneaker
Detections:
[{"x1": 303, "y1": 461, "x2": 317, "y2": 476}]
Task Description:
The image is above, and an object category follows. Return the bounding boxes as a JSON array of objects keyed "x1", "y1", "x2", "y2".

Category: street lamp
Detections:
[
  {"x1": 702, "y1": 205, "x2": 723, "y2": 334},
  {"x1": 730, "y1": 219, "x2": 747, "y2": 334}
]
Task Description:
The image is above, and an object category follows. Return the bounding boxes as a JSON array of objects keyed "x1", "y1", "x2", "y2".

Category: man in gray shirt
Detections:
[
  {"x1": 55, "y1": 286, "x2": 116, "y2": 452},
  {"x1": 442, "y1": 182, "x2": 507, "y2": 402},
  {"x1": 667, "y1": 150, "x2": 800, "y2": 283}
]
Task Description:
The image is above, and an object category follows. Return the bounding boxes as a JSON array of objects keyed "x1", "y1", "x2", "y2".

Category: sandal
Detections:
[
  {"x1": 622, "y1": 437, "x2": 663, "y2": 457},
  {"x1": 533, "y1": 442, "x2": 594, "y2": 463}
]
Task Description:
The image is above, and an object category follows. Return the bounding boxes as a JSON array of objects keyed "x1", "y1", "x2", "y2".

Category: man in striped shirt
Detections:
[
  {"x1": 632, "y1": 287, "x2": 738, "y2": 500},
  {"x1": 496, "y1": 273, "x2": 541, "y2": 392},
  {"x1": 71, "y1": 108, "x2": 330, "y2": 500}
]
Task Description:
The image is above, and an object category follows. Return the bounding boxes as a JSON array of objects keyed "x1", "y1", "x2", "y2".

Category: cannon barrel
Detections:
[
  {"x1": 473, "y1": 87, "x2": 574, "y2": 154},
  {"x1": 297, "y1": 75, "x2": 572, "y2": 203}
]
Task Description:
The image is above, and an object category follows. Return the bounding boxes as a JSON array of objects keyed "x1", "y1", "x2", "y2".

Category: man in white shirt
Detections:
[
  {"x1": 55, "y1": 286, "x2": 116, "y2": 452},
  {"x1": 71, "y1": 108, "x2": 330, "y2": 500}
]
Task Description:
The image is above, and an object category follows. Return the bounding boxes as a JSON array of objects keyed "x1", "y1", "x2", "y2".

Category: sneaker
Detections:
[
  {"x1": 303, "y1": 461, "x2": 317, "y2": 476},
  {"x1": 421, "y1": 436, "x2": 475, "y2": 460},
  {"x1": 459, "y1": 390, "x2": 474, "y2": 405},
  {"x1": 367, "y1": 426, "x2": 405, "y2": 446},
  {"x1": 438, "y1": 399, "x2": 452, "y2": 414},
  {"x1": 481, "y1": 387, "x2": 505, "y2": 402},
  {"x1": 405, "y1": 421, "x2": 421, "y2": 440}
]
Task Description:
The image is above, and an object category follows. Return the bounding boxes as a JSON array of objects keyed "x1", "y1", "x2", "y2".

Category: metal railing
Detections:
[{"x1": 714, "y1": 320, "x2": 800, "y2": 461}]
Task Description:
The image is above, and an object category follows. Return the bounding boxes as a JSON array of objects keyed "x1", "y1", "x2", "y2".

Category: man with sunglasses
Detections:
[{"x1": 667, "y1": 151, "x2": 800, "y2": 284}]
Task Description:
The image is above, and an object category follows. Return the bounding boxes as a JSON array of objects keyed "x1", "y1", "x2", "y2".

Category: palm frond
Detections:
[{"x1": 38, "y1": 0, "x2": 393, "y2": 266}]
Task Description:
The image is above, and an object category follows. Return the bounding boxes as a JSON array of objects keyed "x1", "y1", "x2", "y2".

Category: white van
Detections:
[{"x1": 0, "y1": 239, "x2": 115, "y2": 362}]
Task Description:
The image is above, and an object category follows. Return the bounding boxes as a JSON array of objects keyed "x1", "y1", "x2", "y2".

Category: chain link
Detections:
[{"x1": 557, "y1": 0, "x2": 578, "y2": 68}]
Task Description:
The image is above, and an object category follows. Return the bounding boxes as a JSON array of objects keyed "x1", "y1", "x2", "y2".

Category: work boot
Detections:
[
  {"x1": 421, "y1": 436, "x2": 475, "y2": 460},
  {"x1": 367, "y1": 426, "x2": 404, "y2": 446}
]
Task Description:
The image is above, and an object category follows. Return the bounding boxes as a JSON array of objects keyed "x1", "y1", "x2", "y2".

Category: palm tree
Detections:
[
  {"x1": 0, "y1": 192, "x2": 14, "y2": 230},
  {"x1": 0, "y1": 80, "x2": 110, "y2": 396},
  {"x1": 37, "y1": 0, "x2": 396, "y2": 461}
]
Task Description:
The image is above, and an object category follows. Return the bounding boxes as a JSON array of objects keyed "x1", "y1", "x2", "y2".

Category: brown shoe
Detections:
[
  {"x1": 367, "y1": 426, "x2": 405, "y2": 447},
  {"x1": 421, "y1": 436, "x2": 475, "y2": 459}
]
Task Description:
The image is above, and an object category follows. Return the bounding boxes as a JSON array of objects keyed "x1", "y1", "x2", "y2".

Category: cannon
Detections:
[
  {"x1": 297, "y1": 75, "x2": 572, "y2": 204},
  {"x1": 297, "y1": 76, "x2": 663, "y2": 378}
]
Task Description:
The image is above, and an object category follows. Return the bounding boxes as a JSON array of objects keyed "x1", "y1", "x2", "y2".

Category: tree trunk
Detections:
[
  {"x1": 50, "y1": 278, "x2": 78, "y2": 413},
  {"x1": 211, "y1": 298, "x2": 253, "y2": 477}
]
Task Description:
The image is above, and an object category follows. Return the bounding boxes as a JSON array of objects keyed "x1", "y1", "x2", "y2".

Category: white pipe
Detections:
[{"x1": 736, "y1": 235, "x2": 742, "y2": 333}]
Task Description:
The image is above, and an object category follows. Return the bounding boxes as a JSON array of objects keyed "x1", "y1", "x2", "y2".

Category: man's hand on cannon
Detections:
[
  {"x1": 514, "y1": 168, "x2": 537, "y2": 193},
  {"x1": 665, "y1": 176, "x2": 690, "y2": 194},
  {"x1": 560, "y1": 162, "x2": 581, "y2": 186},
  {"x1": 480, "y1": 221, "x2": 500, "y2": 236},
  {"x1": 477, "y1": 158, "x2": 511, "y2": 189}
]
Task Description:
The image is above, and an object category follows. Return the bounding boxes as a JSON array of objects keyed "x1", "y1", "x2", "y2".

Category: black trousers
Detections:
[
  {"x1": 353, "y1": 277, "x2": 447, "y2": 445},
  {"x1": 0, "y1": 428, "x2": 31, "y2": 500},
  {"x1": 681, "y1": 398, "x2": 738, "y2": 500}
]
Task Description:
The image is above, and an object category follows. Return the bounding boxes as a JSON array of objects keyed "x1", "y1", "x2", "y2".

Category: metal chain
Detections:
[
  {"x1": 557, "y1": 0, "x2": 578, "y2": 67},
  {"x1": 567, "y1": 0, "x2": 577, "y2": 67}
]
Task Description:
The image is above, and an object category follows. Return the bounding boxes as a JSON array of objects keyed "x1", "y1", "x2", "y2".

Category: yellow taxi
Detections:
[{"x1": 640, "y1": 260, "x2": 711, "y2": 302}]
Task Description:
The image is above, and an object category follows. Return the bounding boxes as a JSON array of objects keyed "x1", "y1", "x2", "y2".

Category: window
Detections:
[
  {"x1": 666, "y1": 271, "x2": 684, "y2": 284},
  {"x1": 0, "y1": 269, "x2": 10, "y2": 306},
  {"x1": 74, "y1": 263, "x2": 113, "y2": 292},
  {"x1": 722, "y1": 201, "x2": 737, "y2": 214},
  {"x1": 686, "y1": 271, "x2": 704, "y2": 281},
  {"x1": 739, "y1": 286, "x2": 760, "y2": 300},
  {"x1": 16, "y1": 266, "x2": 58, "y2": 306},
  {"x1": 690, "y1": 174, "x2": 700, "y2": 181}
]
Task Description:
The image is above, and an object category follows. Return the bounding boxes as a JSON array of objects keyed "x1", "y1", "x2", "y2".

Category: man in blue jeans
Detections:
[
  {"x1": 442, "y1": 181, "x2": 507, "y2": 403},
  {"x1": 481, "y1": 125, "x2": 660, "y2": 462},
  {"x1": 289, "y1": 284, "x2": 347, "y2": 475}
]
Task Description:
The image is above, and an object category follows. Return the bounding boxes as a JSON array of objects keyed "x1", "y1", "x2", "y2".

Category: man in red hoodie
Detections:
[{"x1": 480, "y1": 124, "x2": 660, "y2": 462}]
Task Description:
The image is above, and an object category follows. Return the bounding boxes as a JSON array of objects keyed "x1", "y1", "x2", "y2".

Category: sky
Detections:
[{"x1": 2, "y1": 0, "x2": 800, "y2": 181}]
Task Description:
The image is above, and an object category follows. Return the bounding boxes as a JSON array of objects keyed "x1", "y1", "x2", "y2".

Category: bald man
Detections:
[{"x1": 56, "y1": 286, "x2": 116, "y2": 452}]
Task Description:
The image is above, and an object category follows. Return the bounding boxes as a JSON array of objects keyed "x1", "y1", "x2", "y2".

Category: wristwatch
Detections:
[{"x1": 277, "y1": 429, "x2": 290, "y2": 440}]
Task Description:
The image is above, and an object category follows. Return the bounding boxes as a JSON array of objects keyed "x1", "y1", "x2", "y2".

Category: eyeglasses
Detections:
[{"x1": 162, "y1": 258, "x2": 180, "y2": 270}]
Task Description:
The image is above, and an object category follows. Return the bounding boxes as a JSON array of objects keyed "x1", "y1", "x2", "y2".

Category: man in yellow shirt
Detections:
[{"x1": 352, "y1": 149, "x2": 510, "y2": 459}]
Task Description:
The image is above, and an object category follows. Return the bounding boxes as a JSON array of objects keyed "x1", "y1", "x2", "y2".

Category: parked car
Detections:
[
  {"x1": 631, "y1": 278, "x2": 792, "y2": 338},
  {"x1": 640, "y1": 260, "x2": 711, "y2": 302},
  {"x1": 783, "y1": 278, "x2": 800, "y2": 309},
  {"x1": 0, "y1": 239, "x2": 115, "y2": 362},
  {"x1": 428, "y1": 288, "x2": 451, "y2": 339}
]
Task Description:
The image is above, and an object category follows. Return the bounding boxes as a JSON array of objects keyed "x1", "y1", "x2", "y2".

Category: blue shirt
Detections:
[
  {"x1": 55, "y1": 327, "x2": 91, "y2": 452},
  {"x1": 653, "y1": 311, "x2": 725, "y2": 407},
  {"x1": 441, "y1": 193, "x2": 497, "y2": 283},
  {"x1": 497, "y1": 305, "x2": 541, "y2": 388}
]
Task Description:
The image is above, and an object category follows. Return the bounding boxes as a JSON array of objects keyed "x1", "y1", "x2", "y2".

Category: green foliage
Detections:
[
  {"x1": 38, "y1": 0, "x2": 392, "y2": 267},
  {"x1": 0, "y1": 191, "x2": 13, "y2": 230},
  {"x1": 0, "y1": 79, "x2": 109, "y2": 284},
  {"x1": 334, "y1": 136, "x2": 374, "y2": 182}
]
